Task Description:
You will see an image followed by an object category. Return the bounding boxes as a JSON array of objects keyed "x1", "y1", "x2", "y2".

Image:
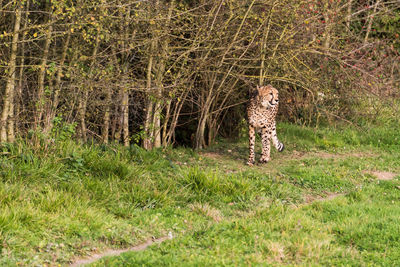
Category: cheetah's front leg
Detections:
[
  {"x1": 247, "y1": 125, "x2": 256, "y2": 165},
  {"x1": 259, "y1": 127, "x2": 271, "y2": 163}
]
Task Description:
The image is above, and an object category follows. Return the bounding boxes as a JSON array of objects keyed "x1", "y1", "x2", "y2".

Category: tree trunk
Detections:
[
  {"x1": 111, "y1": 103, "x2": 120, "y2": 142},
  {"x1": 110, "y1": 44, "x2": 123, "y2": 143},
  {"x1": 207, "y1": 115, "x2": 217, "y2": 146},
  {"x1": 161, "y1": 100, "x2": 171, "y2": 147},
  {"x1": 121, "y1": 88, "x2": 129, "y2": 146},
  {"x1": 259, "y1": 33, "x2": 267, "y2": 85},
  {"x1": 1, "y1": 4, "x2": 22, "y2": 143},
  {"x1": 35, "y1": 14, "x2": 53, "y2": 129},
  {"x1": 346, "y1": 0, "x2": 353, "y2": 30},
  {"x1": 112, "y1": 1, "x2": 132, "y2": 146},
  {"x1": 101, "y1": 86, "x2": 112, "y2": 144},
  {"x1": 195, "y1": 91, "x2": 213, "y2": 149},
  {"x1": 152, "y1": 0, "x2": 174, "y2": 148},
  {"x1": 43, "y1": 32, "x2": 71, "y2": 134},
  {"x1": 15, "y1": 0, "x2": 30, "y2": 137},
  {"x1": 259, "y1": 3, "x2": 274, "y2": 85},
  {"x1": 78, "y1": 35, "x2": 100, "y2": 142},
  {"x1": 323, "y1": 2, "x2": 332, "y2": 51},
  {"x1": 195, "y1": 112, "x2": 208, "y2": 149},
  {"x1": 143, "y1": 37, "x2": 156, "y2": 150},
  {"x1": 165, "y1": 89, "x2": 189, "y2": 146},
  {"x1": 77, "y1": 90, "x2": 88, "y2": 142},
  {"x1": 152, "y1": 71, "x2": 163, "y2": 148},
  {"x1": 364, "y1": 0, "x2": 380, "y2": 44}
]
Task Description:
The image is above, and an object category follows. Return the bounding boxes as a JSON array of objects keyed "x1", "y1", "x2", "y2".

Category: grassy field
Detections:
[{"x1": 1, "y1": 122, "x2": 400, "y2": 266}]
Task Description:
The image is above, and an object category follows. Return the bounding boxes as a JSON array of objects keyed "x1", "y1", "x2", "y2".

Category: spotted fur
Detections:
[{"x1": 247, "y1": 85, "x2": 284, "y2": 166}]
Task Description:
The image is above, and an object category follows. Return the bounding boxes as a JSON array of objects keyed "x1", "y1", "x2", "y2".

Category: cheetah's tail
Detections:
[{"x1": 277, "y1": 143, "x2": 284, "y2": 152}]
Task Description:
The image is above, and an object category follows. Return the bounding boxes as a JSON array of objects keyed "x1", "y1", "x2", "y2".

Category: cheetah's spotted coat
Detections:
[{"x1": 247, "y1": 85, "x2": 284, "y2": 165}]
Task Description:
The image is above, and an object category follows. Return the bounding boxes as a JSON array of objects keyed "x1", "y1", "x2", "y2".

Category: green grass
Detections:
[
  {"x1": 90, "y1": 181, "x2": 400, "y2": 266},
  {"x1": 0, "y1": 122, "x2": 400, "y2": 266}
]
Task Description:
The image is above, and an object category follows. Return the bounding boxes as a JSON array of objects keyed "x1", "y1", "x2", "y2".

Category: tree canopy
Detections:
[{"x1": 1, "y1": 0, "x2": 399, "y2": 148}]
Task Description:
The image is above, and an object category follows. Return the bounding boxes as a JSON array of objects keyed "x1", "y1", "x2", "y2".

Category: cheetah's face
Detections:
[{"x1": 257, "y1": 85, "x2": 279, "y2": 108}]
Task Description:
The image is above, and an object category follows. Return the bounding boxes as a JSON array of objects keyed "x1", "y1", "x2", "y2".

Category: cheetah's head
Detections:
[{"x1": 256, "y1": 85, "x2": 279, "y2": 108}]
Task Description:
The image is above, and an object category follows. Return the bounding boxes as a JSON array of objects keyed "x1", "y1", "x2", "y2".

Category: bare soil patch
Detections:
[
  {"x1": 200, "y1": 152, "x2": 226, "y2": 160},
  {"x1": 369, "y1": 171, "x2": 397, "y2": 181},
  {"x1": 305, "y1": 192, "x2": 345, "y2": 204},
  {"x1": 188, "y1": 203, "x2": 223, "y2": 222},
  {"x1": 70, "y1": 236, "x2": 170, "y2": 267}
]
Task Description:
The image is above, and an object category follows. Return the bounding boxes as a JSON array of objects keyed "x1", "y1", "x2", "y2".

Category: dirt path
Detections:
[
  {"x1": 70, "y1": 236, "x2": 170, "y2": 267},
  {"x1": 304, "y1": 171, "x2": 398, "y2": 204}
]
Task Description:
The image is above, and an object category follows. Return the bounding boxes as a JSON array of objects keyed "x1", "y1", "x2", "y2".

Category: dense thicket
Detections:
[{"x1": 0, "y1": 0, "x2": 399, "y2": 148}]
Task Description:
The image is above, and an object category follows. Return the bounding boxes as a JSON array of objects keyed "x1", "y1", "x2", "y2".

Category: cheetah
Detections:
[{"x1": 247, "y1": 85, "x2": 284, "y2": 166}]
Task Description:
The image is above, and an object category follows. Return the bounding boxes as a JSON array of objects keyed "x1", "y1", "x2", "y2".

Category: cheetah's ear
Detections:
[
  {"x1": 256, "y1": 85, "x2": 262, "y2": 95},
  {"x1": 250, "y1": 86, "x2": 259, "y2": 99}
]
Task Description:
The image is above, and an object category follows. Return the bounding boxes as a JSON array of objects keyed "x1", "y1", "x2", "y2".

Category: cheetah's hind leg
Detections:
[{"x1": 259, "y1": 127, "x2": 271, "y2": 164}]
